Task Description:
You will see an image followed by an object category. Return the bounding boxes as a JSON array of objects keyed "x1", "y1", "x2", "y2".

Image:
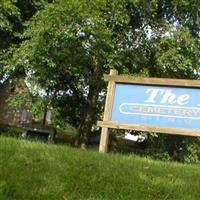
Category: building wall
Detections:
[{"x1": 0, "y1": 81, "x2": 32, "y2": 127}]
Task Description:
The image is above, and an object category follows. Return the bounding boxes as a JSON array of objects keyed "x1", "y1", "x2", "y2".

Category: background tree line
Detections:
[{"x1": 0, "y1": 0, "x2": 200, "y2": 162}]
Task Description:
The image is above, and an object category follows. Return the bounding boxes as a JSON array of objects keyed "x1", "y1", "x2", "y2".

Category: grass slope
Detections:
[{"x1": 0, "y1": 136, "x2": 200, "y2": 200}]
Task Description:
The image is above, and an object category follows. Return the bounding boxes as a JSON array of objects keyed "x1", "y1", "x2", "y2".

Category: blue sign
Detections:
[{"x1": 111, "y1": 84, "x2": 200, "y2": 129}]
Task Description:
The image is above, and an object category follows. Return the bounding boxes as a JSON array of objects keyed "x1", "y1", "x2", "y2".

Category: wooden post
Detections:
[{"x1": 99, "y1": 69, "x2": 118, "y2": 153}]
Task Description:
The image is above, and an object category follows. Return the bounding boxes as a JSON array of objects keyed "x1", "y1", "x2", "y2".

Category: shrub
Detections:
[{"x1": 0, "y1": 124, "x2": 22, "y2": 137}]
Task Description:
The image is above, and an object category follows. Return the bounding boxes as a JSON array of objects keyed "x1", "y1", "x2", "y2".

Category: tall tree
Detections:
[{"x1": 7, "y1": 0, "x2": 200, "y2": 153}]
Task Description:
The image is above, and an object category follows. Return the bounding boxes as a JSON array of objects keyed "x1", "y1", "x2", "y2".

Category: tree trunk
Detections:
[
  {"x1": 77, "y1": 83, "x2": 101, "y2": 148},
  {"x1": 76, "y1": 55, "x2": 103, "y2": 148},
  {"x1": 42, "y1": 90, "x2": 50, "y2": 126},
  {"x1": 42, "y1": 103, "x2": 48, "y2": 125}
]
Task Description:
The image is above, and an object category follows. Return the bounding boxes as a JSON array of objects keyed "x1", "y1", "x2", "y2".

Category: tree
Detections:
[
  {"x1": 7, "y1": 0, "x2": 128, "y2": 147},
  {"x1": 0, "y1": 0, "x2": 51, "y2": 81},
  {"x1": 6, "y1": 0, "x2": 200, "y2": 156}
]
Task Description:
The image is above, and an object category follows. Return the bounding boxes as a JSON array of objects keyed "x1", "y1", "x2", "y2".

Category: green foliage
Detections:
[
  {"x1": 0, "y1": 124, "x2": 22, "y2": 137},
  {"x1": 146, "y1": 151, "x2": 171, "y2": 162},
  {"x1": 115, "y1": 132, "x2": 200, "y2": 164},
  {"x1": 1, "y1": 136, "x2": 200, "y2": 200},
  {"x1": 144, "y1": 134, "x2": 200, "y2": 164},
  {"x1": 0, "y1": 0, "x2": 21, "y2": 33},
  {"x1": 8, "y1": 0, "x2": 124, "y2": 144},
  {"x1": 29, "y1": 98, "x2": 46, "y2": 119},
  {"x1": 2, "y1": 0, "x2": 200, "y2": 151},
  {"x1": 51, "y1": 108, "x2": 78, "y2": 135},
  {"x1": 0, "y1": 0, "x2": 50, "y2": 79},
  {"x1": 6, "y1": 76, "x2": 32, "y2": 108},
  {"x1": 182, "y1": 142, "x2": 199, "y2": 164},
  {"x1": 154, "y1": 28, "x2": 200, "y2": 78}
]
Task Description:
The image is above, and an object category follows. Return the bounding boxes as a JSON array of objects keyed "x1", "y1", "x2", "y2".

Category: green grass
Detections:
[{"x1": 0, "y1": 136, "x2": 200, "y2": 200}]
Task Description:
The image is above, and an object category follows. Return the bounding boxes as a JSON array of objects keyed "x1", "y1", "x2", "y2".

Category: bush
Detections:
[
  {"x1": 146, "y1": 134, "x2": 200, "y2": 164},
  {"x1": 144, "y1": 149, "x2": 171, "y2": 161},
  {"x1": 181, "y1": 143, "x2": 200, "y2": 164},
  {"x1": 0, "y1": 124, "x2": 22, "y2": 137}
]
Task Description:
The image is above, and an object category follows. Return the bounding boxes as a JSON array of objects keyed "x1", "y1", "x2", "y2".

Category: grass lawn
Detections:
[{"x1": 0, "y1": 136, "x2": 200, "y2": 200}]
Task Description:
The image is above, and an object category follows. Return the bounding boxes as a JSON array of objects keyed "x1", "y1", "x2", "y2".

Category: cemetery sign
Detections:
[{"x1": 98, "y1": 70, "x2": 200, "y2": 152}]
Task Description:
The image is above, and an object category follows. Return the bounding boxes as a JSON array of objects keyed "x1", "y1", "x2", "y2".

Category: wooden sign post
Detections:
[
  {"x1": 99, "y1": 69, "x2": 118, "y2": 153},
  {"x1": 98, "y1": 70, "x2": 200, "y2": 153}
]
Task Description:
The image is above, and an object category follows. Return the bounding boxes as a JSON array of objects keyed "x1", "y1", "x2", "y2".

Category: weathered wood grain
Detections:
[{"x1": 104, "y1": 75, "x2": 200, "y2": 87}]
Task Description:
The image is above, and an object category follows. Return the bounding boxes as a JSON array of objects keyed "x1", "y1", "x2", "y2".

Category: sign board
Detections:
[
  {"x1": 98, "y1": 70, "x2": 200, "y2": 153},
  {"x1": 112, "y1": 84, "x2": 200, "y2": 129}
]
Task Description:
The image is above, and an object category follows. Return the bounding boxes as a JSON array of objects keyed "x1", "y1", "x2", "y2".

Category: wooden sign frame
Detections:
[{"x1": 98, "y1": 69, "x2": 200, "y2": 153}]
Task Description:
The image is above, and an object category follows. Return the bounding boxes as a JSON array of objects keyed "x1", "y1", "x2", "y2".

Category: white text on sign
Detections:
[{"x1": 145, "y1": 89, "x2": 190, "y2": 105}]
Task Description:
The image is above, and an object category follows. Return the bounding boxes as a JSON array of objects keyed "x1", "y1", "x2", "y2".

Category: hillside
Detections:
[{"x1": 0, "y1": 136, "x2": 200, "y2": 200}]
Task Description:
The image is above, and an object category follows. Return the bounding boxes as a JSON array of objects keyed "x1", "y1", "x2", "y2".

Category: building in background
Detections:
[{"x1": 0, "y1": 73, "x2": 33, "y2": 127}]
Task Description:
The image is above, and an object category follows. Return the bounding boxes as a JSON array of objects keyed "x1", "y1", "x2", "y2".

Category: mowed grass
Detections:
[{"x1": 0, "y1": 136, "x2": 200, "y2": 200}]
